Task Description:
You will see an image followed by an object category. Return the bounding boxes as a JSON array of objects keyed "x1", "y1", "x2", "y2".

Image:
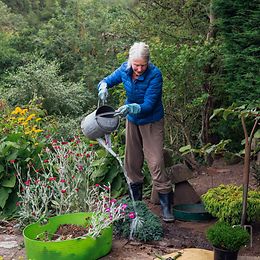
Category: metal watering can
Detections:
[{"x1": 81, "y1": 105, "x2": 120, "y2": 140}]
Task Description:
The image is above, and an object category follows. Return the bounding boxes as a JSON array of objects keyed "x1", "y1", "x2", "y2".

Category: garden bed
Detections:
[{"x1": 0, "y1": 159, "x2": 259, "y2": 259}]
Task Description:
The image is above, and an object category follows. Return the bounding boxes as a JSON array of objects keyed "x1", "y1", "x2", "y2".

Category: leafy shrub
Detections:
[
  {"x1": 202, "y1": 184, "x2": 260, "y2": 225},
  {"x1": 114, "y1": 198, "x2": 163, "y2": 242},
  {"x1": 0, "y1": 101, "x2": 47, "y2": 217},
  {"x1": 206, "y1": 221, "x2": 250, "y2": 252},
  {"x1": 2, "y1": 57, "x2": 92, "y2": 116}
]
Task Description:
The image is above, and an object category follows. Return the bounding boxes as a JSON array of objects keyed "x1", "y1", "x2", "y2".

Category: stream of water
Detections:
[{"x1": 97, "y1": 136, "x2": 143, "y2": 240}]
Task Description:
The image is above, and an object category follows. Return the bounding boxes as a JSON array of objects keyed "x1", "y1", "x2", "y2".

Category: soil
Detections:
[
  {"x1": 0, "y1": 158, "x2": 259, "y2": 260},
  {"x1": 52, "y1": 224, "x2": 88, "y2": 240},
  {"x1": 99, "y1": 158, "x2": 260, "y2": 260}
]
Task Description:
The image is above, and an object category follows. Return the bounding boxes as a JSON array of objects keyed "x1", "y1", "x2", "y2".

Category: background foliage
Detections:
[{"x1": 0, "y1": 0, "x2": 259, "y2": 217}]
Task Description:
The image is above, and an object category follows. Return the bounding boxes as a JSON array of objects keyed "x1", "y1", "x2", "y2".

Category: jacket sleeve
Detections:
[
  {"x1": 140, "y1": 70, "x2": 163, "y2": 114},
  {"x1": 98, "y1": 64, "x2": 123, "y2": 89}
]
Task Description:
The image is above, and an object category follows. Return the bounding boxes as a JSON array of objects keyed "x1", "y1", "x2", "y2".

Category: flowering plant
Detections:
[
  {"x1": 14, "y1": 136, "x2": 128, "y2": 238},
  {"x1": 81, "y1": 183, "x2": 127, "y2": 238},
  {"x1": 0, "y1": 101, "x2": 46, "y2": 215}
]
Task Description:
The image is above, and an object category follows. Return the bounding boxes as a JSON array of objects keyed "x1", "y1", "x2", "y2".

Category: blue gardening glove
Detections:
[
  {"x1": 115, "y1": 103, "x2": 141, "y2": 117},
  {"x1": 98, "y1": 82, "x2": 108, "y2": 101}
]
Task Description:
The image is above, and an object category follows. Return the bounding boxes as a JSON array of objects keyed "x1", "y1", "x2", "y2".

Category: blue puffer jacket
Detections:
[{"x1": 98, "y1": 62, "x2": 164, "y2": 125}]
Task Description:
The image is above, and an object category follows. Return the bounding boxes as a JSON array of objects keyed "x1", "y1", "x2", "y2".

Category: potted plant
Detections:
[
  {"x1": 12, "y1": 137, "x2": 130, "y2": 260},
  {"x1": 21, "y1": 181, "x2": 128, "y2": 260},
  {"x1": 206, "y1": 221, "x2": 250, "y2": 260}
]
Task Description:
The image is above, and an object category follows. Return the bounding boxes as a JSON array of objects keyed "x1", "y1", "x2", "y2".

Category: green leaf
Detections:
[
  {"x1": 0, "y1": 165, "x2": 4, "y2": 173},
  {"x1": 210, "y1": 108, "x2": 224, "y2": 120},
  {"x1": 0, "y1": 187, "x2": 11, "y2": 208},
  {"x1": 179, "y1": 145, "x2": 191, "y2": 153},
  {"x1": 254, "y1": 129, "x2": 260, "y2": 138},
  {"x1": 1, "y1": 190, "x2": 19, "y2": 216},
  {"x1": 51, "y1": 200, "x2": 60, "y2": 207},
  {"x1": 1, "y1": 175, "x2": 16, "y2": 188},
  {"x1": 105, "y1": 164, "x2": 120, "y2": 183},
  {"x1": 223, "y1": 109, "x2": 233, "y2": 120},
  {"x1": 111, "y1": 175, "x2": 122, "y2": 192},
  {"x1": 6, "y1": 151, "x2": 18, "y2": 162}
]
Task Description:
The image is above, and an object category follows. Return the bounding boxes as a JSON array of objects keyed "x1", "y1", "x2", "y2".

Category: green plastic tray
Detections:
[{"x1": 173, "y1": 203, "x2": 213, "y2": 222}]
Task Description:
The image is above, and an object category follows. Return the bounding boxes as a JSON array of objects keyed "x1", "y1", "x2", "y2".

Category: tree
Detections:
[
  {"x1": 2, "y1": 56, "x2": 91, "y2": 116},
  {"x1": 210, "y1": 105, "x2": 259, "y2": 226},
  {"x1": 212, "y1": 0, "x2": 260, "y2": 106}
]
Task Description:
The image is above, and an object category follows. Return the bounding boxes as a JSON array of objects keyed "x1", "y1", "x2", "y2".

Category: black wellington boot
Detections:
[
  {"x1": 129, "y1": 183, "x2": 143, "y2": 201},
  {"x1": 158, "y1": 191, "x2": 175, "y2": 222}
]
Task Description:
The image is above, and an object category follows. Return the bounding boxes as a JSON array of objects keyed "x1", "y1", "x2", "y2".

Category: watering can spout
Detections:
[{"x1": 81, "y1": 105, "x2": 119, "y2": 140}]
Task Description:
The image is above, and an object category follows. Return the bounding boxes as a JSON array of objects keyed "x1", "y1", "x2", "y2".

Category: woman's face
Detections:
[{"x1": 131, "y1": 58, "x2": 148, "y2": 77}]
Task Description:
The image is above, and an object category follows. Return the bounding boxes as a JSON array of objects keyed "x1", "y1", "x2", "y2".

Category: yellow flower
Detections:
[
  {"x1": 21, "y1": 122, "x2": 28, "y2": 126},
  {"x1": 18, "y1": 117, "x2": 25, "y2": 122},
  {"x1": 11, "y1": 106, "x2": 23, "y2": 115},
  {"x1": 26, "y1": 114, "x2": 36, "y2": 121},
  {"x1": 36, "y1": 118, "x2": 42, "y2": 122},
  {"x1": 34, "y1": 129, "x2": 43, "y2": 133},
  {"x1": 20, "y1": 108, "x2": 28, "y2": 115}
]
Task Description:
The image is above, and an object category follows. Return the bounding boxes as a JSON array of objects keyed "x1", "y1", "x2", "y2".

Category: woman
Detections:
[{"x1": 98, "y1": 42, "x2": 174, "y2": 222}]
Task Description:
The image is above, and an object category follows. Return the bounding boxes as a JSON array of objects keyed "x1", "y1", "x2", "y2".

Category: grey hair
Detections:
[{"x1": 127, "y1": 42, "x2": 150, "y2": 68}]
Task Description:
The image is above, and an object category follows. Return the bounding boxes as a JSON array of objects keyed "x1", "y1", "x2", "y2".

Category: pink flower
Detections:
[
  {"x1": 43, "y1": 159, "x2": 49, "y2": 163},
  {"x1": 128, "y1": 212, "x2": 135, "y2": 219},
  {"x1": 61, "y1": 141, "x2": 68, "y2": 145},
  {"x1": 75, "y1": 188, "x2": 79, "y2": 192},
  {"x1": 89, "y1": 144, "x2": 93, "y2": 147},
  {"x1": 60, "y1": 179, "x2": 66, "y2": 183},
  {"x1": 77, "y1": 165, "x2": 83, "y2": 171},
  {"x1": 24, "y1": 180, "x2": 31, "y2": 186},
  {"x1": 110, "y1": 198, "x2": 117, "y2": 204},
  {"x1": 10, "y1": 159, "x2": 16, "y2": 164},
  {"x1": 61, "y1": 189, "x2": 66, "y2": 193},
  {"x1": 95, "y1": 184, "x2": 100, "y2": 187},
  {"x1": 104, "y1": 185, "x2": 110, "y2": 191},
  {"x1": 105, "y1": 208, "x2": 110, "y2": 212},
  {"x1": 48, "y1": 177, "x2": 56, "y2": 181},
  {"x1": 122, "y1": 204, "x2": 128, "y2": 210},
  {"x1": 34, "y1": 179, "x2": 40, "y2": 184}
]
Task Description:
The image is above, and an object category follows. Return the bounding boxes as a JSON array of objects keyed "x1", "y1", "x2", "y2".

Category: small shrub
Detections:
[
  {"x1": 114, "y1": 198, "x2": 163, "y2": 242},
  {"x1": 206, "y1": 221, "x2": 250, "y2": 252},
  {"x1": 202, "y1": 184, "x2": 260, "y2": 225}
]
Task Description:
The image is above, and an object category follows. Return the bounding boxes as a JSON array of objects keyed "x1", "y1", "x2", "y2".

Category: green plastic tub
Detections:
[
  {"x1": 23, "y1": 212, "x2": 112, "y2": 260},
  {"x1": 173, "y1": 203, "x2": 213, "y2": 222}
]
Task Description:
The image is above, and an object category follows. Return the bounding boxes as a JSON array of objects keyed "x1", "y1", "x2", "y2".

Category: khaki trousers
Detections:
[{"x1": 124, "y1": 119, "x2": 172, "y2": 194}]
